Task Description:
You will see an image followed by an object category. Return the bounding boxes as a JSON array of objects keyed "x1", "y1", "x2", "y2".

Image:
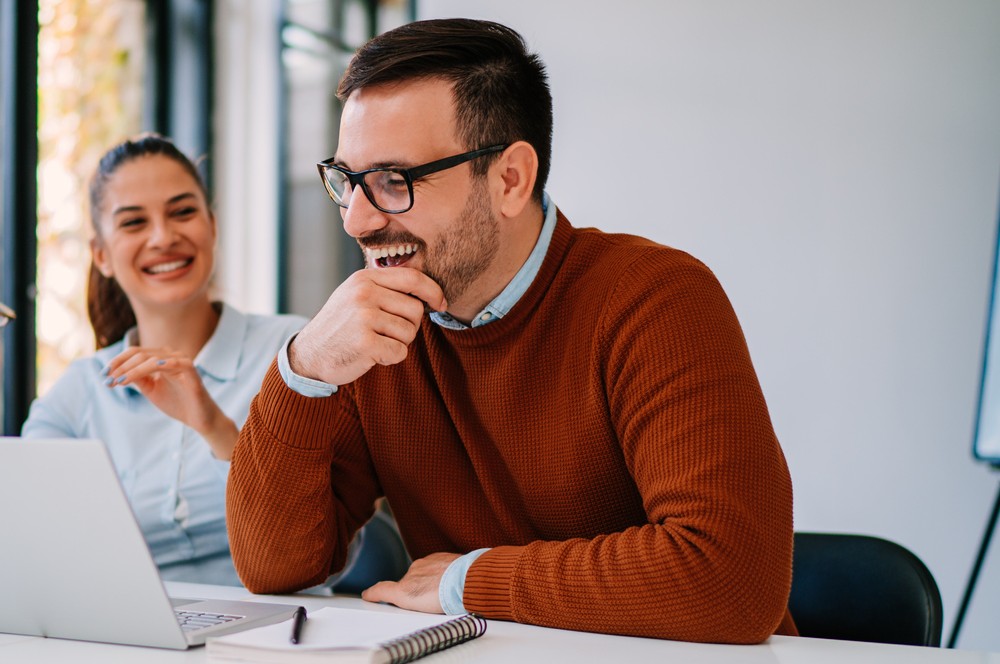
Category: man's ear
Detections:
[
  {"x1": 91, "y1": 238, "x2": 113, "y2": 278},
  {"x1": 494, "y1": 141, "x2": 538, "y2": 218}
]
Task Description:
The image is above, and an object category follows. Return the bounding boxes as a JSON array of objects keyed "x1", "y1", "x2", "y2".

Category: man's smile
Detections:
[{"x1": 366, "y1": 243, "x2": 418, "y2": 268}]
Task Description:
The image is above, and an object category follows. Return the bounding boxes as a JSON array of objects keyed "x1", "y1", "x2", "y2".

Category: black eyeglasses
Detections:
[
  {"x1": 316, "y1": 144, "x2": 508, "y2": 214},
  {"x1": 0, "y1": 302, "x2": 15, "y2": 328}
]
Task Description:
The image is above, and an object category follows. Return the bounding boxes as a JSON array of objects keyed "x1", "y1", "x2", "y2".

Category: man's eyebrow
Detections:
[{"x1": 333, "y1": 156, "x2": 413, "y2": 171}]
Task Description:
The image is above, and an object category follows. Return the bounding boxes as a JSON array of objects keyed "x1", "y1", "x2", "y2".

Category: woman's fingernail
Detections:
[{"x1": 157, "y1": 360, "x2": 166, "y2": 366}]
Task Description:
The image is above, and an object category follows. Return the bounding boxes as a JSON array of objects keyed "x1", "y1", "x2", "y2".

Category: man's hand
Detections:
[
  {"x1": 289, "y1": 268, "x2": 447, "y2": 386},
  {"x1": 361, "y1": 552, "x2": 460, "y2": 614}
]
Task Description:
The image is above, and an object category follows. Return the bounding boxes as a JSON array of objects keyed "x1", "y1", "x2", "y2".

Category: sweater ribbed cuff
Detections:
[
  {"x1": 253, "y1": 359, "x2": 340, "y2": 451},
  {"x1": 461, "y1": 545, "x2": 521, "y2": 620}
]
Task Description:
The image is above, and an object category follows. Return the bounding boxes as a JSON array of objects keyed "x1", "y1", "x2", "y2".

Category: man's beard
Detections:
[
  {"x1": 357, "y1": 178, "x2": 500, "y2": 306},
  {"x1": 422, "y1": 179, "x2": 499, "y2": 305}
]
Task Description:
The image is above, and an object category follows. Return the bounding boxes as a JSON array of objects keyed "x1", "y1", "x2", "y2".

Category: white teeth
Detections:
[
  {"x1": 147, "y1": 259, "x2": 189, "y2": 274},
  {"x1": 369, "y1": 244, "x2": 416, "y2": 261}
]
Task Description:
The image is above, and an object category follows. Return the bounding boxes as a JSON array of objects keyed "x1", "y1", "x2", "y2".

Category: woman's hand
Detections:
[{"x1": 105, "y1": 346, "x2": 238, "y2": 460}]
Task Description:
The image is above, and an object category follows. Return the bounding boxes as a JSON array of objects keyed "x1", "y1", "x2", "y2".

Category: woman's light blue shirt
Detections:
[{"x1": 22, "y1": 303, "x2": 306, "y2": 585}]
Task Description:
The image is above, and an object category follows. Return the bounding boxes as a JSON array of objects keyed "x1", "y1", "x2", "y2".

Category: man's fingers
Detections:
[
  {"x1": 369, "y1": 267, "x2": 447, "y2": 312},
  {"x1": 289, "y1": 266, "x2": 447, "y2": 386},
  {"x1": 361, "y1": 581, "x2": 397, "y2": 604},
  {"x1": 376, "y1": 288, "x2": 435, "y2": 330}
]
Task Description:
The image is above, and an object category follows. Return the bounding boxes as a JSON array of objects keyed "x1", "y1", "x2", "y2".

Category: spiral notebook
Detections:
[{"x1": 206, "y1": 606, "x2": 486, "y2": 663}]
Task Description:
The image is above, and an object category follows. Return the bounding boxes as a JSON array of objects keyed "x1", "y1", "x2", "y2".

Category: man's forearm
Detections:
[{"x1": 226, "y1": 361, "x2": 377, "y2": 593}]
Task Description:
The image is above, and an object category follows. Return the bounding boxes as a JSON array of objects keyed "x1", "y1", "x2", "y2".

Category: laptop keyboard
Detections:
[{"x1": 175, "y1": 609, "x2": 244, "y2": 632}]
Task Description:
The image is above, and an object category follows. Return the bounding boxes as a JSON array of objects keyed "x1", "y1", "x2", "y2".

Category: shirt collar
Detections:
[
  {"x1": 431, "y1": 192, "x2": 558, "y2": 330},
  {"x1": 107, "y1": 303, "x2": 248, "y2": 383},
  {"x1": 195, "y1": 303, "x2": 247, "y2": 381}
]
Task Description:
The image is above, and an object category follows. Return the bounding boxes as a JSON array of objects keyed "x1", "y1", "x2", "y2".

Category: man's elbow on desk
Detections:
[{"x1": 234, "y1": 560, "x2": 328, "y2": 597}]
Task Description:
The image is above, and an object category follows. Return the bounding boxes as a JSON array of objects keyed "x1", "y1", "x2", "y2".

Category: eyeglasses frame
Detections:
[{"x1": 316, "y1": 144, "x2": 509, "y2": 214}]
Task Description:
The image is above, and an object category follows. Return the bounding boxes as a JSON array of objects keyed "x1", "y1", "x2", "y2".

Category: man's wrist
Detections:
[
  {"x1": 277, "y1": 334, "x2": 338, "y2": 397},
  {"x1": 438, "y1": 548, "x2": 490, "y2": 615}
]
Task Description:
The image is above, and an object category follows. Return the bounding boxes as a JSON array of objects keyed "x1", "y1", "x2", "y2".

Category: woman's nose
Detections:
[{"x1": 147, "y1": 218, "x2": 178, "y2": 247}]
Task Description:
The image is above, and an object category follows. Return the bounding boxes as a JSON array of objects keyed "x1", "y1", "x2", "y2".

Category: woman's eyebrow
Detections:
[
  {"x1": 111, "y1": 204, "x2": 143, "y2": 217},
  {"x1": 112, "y1": 192, "x2": 197, "y2": 217},
  {"x1": 166, "y1": 192, "x2": 197, "y2": 204}
]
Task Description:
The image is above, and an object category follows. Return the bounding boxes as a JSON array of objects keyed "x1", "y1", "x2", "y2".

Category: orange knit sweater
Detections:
[{"x1": 228, "y1": 212, "x2": 796, "y2": 643}]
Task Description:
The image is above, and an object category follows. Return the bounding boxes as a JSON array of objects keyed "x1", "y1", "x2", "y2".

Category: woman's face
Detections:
[{"x1": 91, "y1": 155, "x2": 216, "y2": 315}]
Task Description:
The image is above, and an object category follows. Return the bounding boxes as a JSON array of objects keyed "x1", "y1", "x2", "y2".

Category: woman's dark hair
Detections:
[
  {"x1": 337, "y1": 18, "x2": 553, "y2": 202},
  {"x1": 87, "y1": 133, "x2": 208, "y2": 348}
]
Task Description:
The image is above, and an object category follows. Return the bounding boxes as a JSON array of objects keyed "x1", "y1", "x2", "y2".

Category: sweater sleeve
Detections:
[
  {"x1": 226, "y1": 360, "x2": 382, "y2": 594},
  {"x1": 463, "y1": 250, "x2": 795, "y2": 644}
]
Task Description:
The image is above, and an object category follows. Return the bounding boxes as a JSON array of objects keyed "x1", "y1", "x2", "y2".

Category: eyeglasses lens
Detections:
[{"x1": 322, "y1": 168, "x2": 411, "y2": 214}]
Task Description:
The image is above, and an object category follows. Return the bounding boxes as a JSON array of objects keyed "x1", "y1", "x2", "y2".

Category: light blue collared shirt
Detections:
[
  {"x1": 278, "y1": 194, "x2": 558, "y2": 612},
  {"x1": 23, "y1": 304, "x2": 306, "y2": 586}
]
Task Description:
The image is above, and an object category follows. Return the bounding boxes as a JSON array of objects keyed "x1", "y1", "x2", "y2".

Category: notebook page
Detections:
[{"x1": 209, "y1": 606, "x2": 465, "y2": 653}]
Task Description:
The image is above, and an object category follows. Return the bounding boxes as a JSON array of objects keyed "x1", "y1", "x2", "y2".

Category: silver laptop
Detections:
[{"x1": 0, "y1": 437, "x2": 299, "y2": 649}]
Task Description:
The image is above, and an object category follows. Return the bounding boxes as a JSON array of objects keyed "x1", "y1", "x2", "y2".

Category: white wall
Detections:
[{"x1": 417, "y1": 0, "x2": 1000, "y2": 651}]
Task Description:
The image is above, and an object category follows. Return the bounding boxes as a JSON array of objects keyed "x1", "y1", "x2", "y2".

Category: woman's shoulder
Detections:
[
  {"x1": 243, "y1": 311, "x2": 308, "y2": 334},
  {"x1": 56, "y1": 340, "x2": 126, "y2": 387},
  {"x1": 222, "y1": 304, "x2": 307, "y2": 345},
  {"x1": 22, "y1": 342, "x2": 126, "y2": 436}
]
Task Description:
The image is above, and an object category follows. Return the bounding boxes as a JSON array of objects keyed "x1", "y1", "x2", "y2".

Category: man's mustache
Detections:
[{"x1": 357, "y1": 230, "x2": 423, "y2": 249}]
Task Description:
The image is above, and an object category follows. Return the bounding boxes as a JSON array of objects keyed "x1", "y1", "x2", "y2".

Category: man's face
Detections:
[{"x1": 335, "y1": 78, "x2": 500, "y2": 308}]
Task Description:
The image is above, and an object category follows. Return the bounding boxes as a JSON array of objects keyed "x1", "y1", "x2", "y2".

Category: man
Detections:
[{"x1": 228, "y1": 18, "x2": 796, "y2": 644}]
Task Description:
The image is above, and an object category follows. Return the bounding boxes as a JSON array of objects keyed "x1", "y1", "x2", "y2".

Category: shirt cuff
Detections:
[
  {"x1": 439, "y1": 548, "x2": 490, "y2": 615},
  {"x1": 277, "y1": 334, "x2": 339, "y2": 397}
]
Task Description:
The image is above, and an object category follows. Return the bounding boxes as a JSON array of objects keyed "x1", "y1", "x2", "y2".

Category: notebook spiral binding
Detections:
[{"x1": 381, "y1": 613, "x2": 487, "y2": 663}]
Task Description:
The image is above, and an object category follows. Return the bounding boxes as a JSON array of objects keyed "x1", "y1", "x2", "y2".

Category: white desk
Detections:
[{"x1": 2, "y1": 582, "x2": 998, "y2": 664}]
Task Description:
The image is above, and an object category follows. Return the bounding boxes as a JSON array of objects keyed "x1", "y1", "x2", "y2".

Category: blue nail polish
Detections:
[
  {"x1": 115, "y1": 376, "x2": 127, "y2": 385},
  {"x1": 157, "y1": 359, "x2": 167, "y2": 366},
  {"x1": 105, "y1": 377, "x2": 115, "y2": 387}
]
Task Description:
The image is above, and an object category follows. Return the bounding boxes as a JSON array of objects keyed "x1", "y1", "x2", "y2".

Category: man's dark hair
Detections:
[{"x1": 338, "y1": 18, "x2": 553, "y2": 202}]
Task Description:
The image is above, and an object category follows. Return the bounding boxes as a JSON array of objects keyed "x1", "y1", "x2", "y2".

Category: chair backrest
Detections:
[{"x1": 789, "y1": 532, "x2": 943, "y2": 647}]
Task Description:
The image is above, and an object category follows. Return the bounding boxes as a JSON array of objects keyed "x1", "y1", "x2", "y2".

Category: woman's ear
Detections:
[
  {"x1": 495, "y1": 141, "x2": 538, "y2": 218},
  {"x1": 90, "y1": 238, "x2": 113, "y2": 278},
  {"x1": 209, "y1": 211, "x2": 219, "y2": 246}
]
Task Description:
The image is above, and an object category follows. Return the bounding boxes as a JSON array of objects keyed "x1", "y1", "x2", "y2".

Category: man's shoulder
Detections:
[{"x1": 565, "y1": 225, "x2": 716, "y2": 287}]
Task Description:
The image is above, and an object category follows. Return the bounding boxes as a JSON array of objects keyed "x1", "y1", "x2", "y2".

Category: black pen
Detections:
[{"x1": 289, "y1": 606, "x2": 307, "y2": 644}]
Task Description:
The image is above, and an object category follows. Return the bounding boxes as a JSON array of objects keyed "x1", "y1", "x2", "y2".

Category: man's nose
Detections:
[{"x1": 340, "y1": 186, "x2": 389, "y2": 239}]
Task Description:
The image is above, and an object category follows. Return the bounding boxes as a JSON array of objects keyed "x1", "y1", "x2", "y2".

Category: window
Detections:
[
  {"x1": 278, "y1": 0, "x2": 413, "y2": 316},
  {"x1": 35, "y1": 0, "x2": 147, "y2": 395}
]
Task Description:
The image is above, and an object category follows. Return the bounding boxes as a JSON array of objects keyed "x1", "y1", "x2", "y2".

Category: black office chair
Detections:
[
  {"x1": 330, "y1": 505, "x2": 411, "y2": 594},
  {"x1": 789, "y1": 532, "x2": 943, "y2": 647}
]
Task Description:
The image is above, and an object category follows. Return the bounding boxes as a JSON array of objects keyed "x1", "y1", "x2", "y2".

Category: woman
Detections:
[{"x1": 22, "y1": 134, "x2": 408, "y2": 589}]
